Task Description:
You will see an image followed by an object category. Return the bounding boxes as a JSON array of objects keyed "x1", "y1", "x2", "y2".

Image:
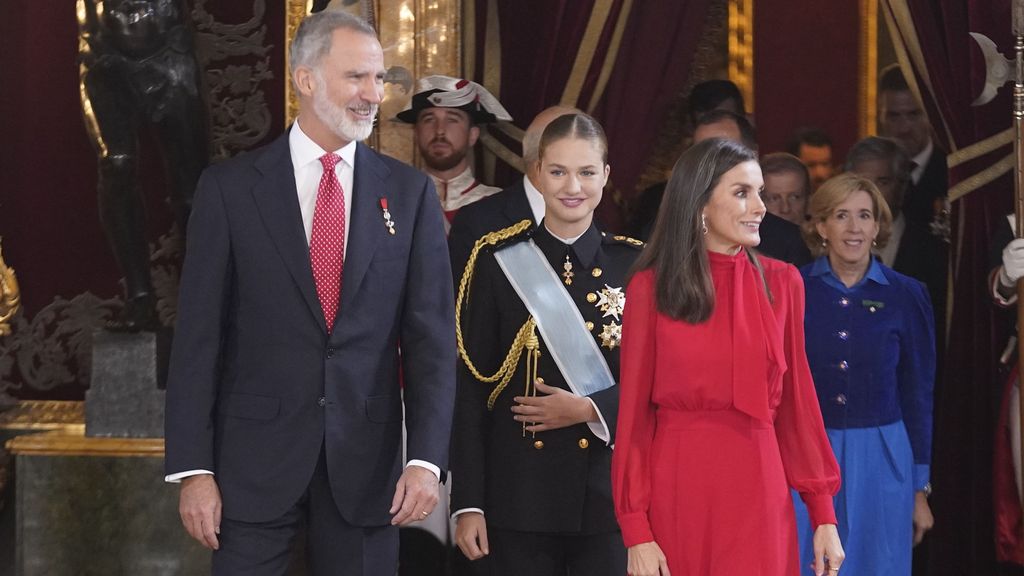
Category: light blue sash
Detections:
[{"x1": 493, "y1": 240, "x2": 615, "y2": 397}]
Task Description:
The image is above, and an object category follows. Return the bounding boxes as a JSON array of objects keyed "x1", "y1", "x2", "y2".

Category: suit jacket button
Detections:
[
  {"x1": 533, "y1": 440, "x2": 544, "y2": 450},
  {"x1": 578, "y1": 438, "x2": 589, "y2": 449},
  {"x1": 317, "y1": 396, "x2": 326, "y2": 407},
  {"x1": 326, "y1": 347, "x2": 335, "y2": 358}
]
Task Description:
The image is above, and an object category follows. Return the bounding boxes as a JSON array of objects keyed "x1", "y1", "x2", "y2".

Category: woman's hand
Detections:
[
  {"x1": 454, "y1": 512, "x2": 489, "y2": 560},
  {"x1": 913, "y1": 491, "x2": 935, "y2": 545},
  {"x1": 512, "y1": 378, "x2": 597, "y2": 432},
  {"x1": 812, "y1": 523, "x2": 845, "y2": 576},
  {"x1": 627, "y1": 541, "x2": 670, "y2": 576}
]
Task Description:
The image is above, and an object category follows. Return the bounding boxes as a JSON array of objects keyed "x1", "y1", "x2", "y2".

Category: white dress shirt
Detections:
[
  {"x1": 166, "y1": 118, "x2": 439, "y2": 483},
  {"x1": 910, "y1": 138, "x2": 934, "y2": 186},
  {"x1": 523, "y1": 175, "x2": 547, "y2": 225}
]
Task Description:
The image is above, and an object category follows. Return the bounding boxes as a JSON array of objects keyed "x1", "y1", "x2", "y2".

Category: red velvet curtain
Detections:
[
  {"x1": 882, "y1": 1, "x2": 1015, "y2": 573},
  {"x1": 469, "y1": 0, "x2": 710, "y2": 232}
]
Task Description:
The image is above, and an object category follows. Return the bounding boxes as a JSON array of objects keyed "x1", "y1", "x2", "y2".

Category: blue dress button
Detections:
[
  {"x1": 839, "y1": 298, "x2": 850, "y2": 307},
  {"x1": 835, "y1": 394, "x2": 848, "y2": 405},
  {"x1": 837, "y1": 330, "x2": 849, "y2": 340},
  {"x1": 838, "y1": 360, "x2": 849, "y2": 371}
]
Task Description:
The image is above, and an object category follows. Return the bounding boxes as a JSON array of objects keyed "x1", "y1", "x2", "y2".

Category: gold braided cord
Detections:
[{"x1": 455, "y1": 220, "x2": 535, "y2": 409}]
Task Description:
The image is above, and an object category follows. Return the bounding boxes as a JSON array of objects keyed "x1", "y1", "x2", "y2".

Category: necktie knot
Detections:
[{"x1": 320, "y1": 153, "x2": 341, "y2": 172}]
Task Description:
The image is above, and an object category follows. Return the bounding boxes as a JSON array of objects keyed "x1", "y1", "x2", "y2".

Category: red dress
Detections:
[{"x1": 612, "y1": 250, "x2": 840, "y2": 575}]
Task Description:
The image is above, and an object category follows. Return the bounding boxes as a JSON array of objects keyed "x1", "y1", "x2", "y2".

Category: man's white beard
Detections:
[{"x1": 312, "y1": 78, "x2": 377, "y2": 144}]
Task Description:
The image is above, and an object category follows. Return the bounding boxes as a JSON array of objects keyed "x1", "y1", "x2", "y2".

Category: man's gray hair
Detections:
[
  {"x1": 844, "y1": 136, "x2": 912, "y2": 185},
  {"x1": 290, "y1": 10, "x2": 376, "y2": 75}
]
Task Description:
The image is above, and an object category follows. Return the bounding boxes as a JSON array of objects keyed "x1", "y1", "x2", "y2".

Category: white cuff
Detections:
[
  {"x1": 452, "y1": 507, "x2": 484, "y2": 519},
  {"x1": 585, "y1": 398, "x2": 611, "y2": 445},
  {"x1": 407, "y1": 459, "x2": 441, "y2": 482},
  {"x1": 165, "y1": 469, "x2": 214, "y2": 483}
]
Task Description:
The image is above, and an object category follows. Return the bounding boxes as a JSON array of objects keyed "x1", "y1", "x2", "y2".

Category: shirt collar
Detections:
[
  {"x1": 290, "y1": 118, "x2": 357, "y2": 171},
  {"x1": 809, "y1": 255, "x2": 889, "y2": 292},
  {"x1": 910, "y1": 138, "x2": 933, "y2": 184},
  {"x1": 533, "y1": 222, "x2": 602, "y2": 269}
]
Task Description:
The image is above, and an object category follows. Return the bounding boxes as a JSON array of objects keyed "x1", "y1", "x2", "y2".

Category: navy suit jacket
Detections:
[{"x1": 165, "y1": 132, "x2": 456, "y2": 527}]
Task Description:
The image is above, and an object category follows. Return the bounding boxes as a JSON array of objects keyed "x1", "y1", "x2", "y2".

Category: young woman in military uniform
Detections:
[{"x1": 450, "y1": 113, "x2": 640, "y2": 575}]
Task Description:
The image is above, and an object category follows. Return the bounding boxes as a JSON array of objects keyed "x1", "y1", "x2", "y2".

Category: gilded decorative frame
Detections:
[
  {"x1": 859, "y1": 0, "x2": 878, "y2": 139},
  {"x1": 728, "y1": 0, "x2": 754, "y2": 113}
]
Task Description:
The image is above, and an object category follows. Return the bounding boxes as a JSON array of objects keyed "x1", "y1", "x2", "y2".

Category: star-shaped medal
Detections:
[
  {"x1": 596, "y1": 285, "x2": 625, "y2": 320},
  {"x1": 599, "y1": 322, "x2": 622, "y2": 350}
]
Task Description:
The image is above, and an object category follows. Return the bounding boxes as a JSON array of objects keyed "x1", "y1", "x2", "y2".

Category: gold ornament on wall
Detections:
[{"x1": 0, "y1": 239, "x2": 21, "y2": 337}]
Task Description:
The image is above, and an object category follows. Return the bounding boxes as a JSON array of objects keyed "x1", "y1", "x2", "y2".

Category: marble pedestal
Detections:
[
  {"x1": 6, "y1": 428, "x2": 208, "y2": 575},
  {"x1": 85, "y1": 330, "x2": 169, "y2": 438}
]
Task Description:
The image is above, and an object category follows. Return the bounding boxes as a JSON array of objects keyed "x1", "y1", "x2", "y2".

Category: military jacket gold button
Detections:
[
  {"x1": 533, "y1": 440, "x2": 544, "y2": 450},
  {"x1": 578, "y1": 438, "x2": 589, "y2": 449},
  {"x1": 585, "y1": 321, "x2": 594, "y2": 331},
  {"x1": 586, "y1": 292, "x2": 598, "y2": 303},
  {"x1": 591, "y1": 268, "x2": 603, "y2": 278}
]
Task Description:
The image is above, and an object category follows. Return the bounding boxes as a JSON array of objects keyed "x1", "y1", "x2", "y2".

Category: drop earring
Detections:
[{"x1": 701, "y1": 214, "x2": 708, "y2": 236}]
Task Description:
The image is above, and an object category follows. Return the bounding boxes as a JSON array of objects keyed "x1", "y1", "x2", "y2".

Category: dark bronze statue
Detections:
[{"x1": 77, "y1": 0, "x2": 209, "y2": 331}]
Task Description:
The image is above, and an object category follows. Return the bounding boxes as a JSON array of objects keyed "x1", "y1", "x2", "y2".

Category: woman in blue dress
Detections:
[{"x1": 793, "y1": 173, "x2": 935, "y2": 575}]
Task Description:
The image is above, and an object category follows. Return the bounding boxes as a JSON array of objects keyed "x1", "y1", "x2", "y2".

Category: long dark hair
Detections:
[{"x1": 630, "y1": 138, "x2": 759, "y2": 323}]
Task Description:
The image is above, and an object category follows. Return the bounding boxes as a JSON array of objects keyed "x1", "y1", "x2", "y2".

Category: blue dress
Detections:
[{"x1": 792, "y1": 257, "x2": 935, "y2": 575}]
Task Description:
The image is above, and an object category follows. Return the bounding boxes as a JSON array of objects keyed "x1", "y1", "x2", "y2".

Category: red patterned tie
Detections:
[{"x1": 310, "y1": 153, "x2": 346, "y2": 331}]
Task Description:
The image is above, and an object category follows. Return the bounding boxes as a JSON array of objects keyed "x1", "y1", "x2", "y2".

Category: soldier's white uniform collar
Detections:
[{"x1": 430, "y1": 166, "x2": 501, "y2": 213}]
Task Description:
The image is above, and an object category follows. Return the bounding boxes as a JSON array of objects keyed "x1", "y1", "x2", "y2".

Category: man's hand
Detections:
[
  {"x1": 179, "y1": 474, "x2": 222, "y2": 550},
  {"x1": 454, "y1": 512, "x2": 490, "y2": 560},
  {"x1": 389, "y1": 465, "x2": 440, "y2": 526},
  {"x1": 512, "y1": 379, "x2": 597, "y2": 432}
]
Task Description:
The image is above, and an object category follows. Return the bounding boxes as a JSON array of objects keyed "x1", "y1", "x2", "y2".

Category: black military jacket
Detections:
[{"x1": 451, "y1": 222, "x2": 642, "y2": 534}]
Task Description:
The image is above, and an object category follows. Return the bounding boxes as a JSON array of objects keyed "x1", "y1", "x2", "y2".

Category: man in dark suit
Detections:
[
  {"x1": 448, "y1": 105, "x2": 578, "y2": 282},
  {"x1": 878, "y1": 64, "x2": 948, "y2": 228},
  {"x1": 164, "y1": 11, "x2": 455, "y2": 575}
]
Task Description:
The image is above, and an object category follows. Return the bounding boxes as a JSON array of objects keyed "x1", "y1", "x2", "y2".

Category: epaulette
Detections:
[
  {"x1": 488, "y1": 220, "x2": 535, "y2": 252},
  {"x1": 603, "y1": 232, "x2": 645, "y2": 249}
]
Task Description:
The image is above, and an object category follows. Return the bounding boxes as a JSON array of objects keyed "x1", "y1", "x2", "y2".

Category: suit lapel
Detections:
[
  {"x1": 337, "y1": 143, "x2": 389, "y2": 323},
  {"x1": 251, "y1": 133, "x2": 327, "y2": 334}
]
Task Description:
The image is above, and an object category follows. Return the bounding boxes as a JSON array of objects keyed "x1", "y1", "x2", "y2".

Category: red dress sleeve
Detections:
[
  {"x1": 612, "y1": 269, "x2": 659, "y2": 546},
  {"x1": 772, "y1": 264, "x2": 841, "y2": 528}
]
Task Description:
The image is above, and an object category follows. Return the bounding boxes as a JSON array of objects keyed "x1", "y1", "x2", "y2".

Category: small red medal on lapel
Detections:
[{"x1": 380, "y1": 197, "x2": 396, "y2": 235}]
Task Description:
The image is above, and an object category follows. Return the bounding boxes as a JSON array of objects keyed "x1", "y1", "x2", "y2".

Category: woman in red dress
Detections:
[{"x1": 612, "y1": 138, "x2": 845, "y2": 576}]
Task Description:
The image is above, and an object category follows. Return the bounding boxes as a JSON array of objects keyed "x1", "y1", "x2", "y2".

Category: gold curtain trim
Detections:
[
  {"x1": 586, "y1": 0, "x2": 635, "y2": 113},
  {"x1": 463, "y1": 0, "x2": 476, "y2": 78},
  {"x1": 560, "y1": 0, "x2": 615, "y2": 107},
  {"x1": 881, "y1": 1, "x2": 957, "y2": 151},
  {"x1": 482, "y1": 0, "x2": 501, "y2": 95},
  {"x1": 859, "y1": 0, "x2": 878, "y2": 139},
  {"x1": 948, "y1": 153, "x2": 1014, "y2": 202},
  {"x1": 947, "y1": 128, "x2": 1014, "y2": 168},
  {"x1": 493, "y1": 121, "x2": 525, "y2": 141},
  {"x1": 479, "y1": 131, "x2": 526, "y2": 173}
]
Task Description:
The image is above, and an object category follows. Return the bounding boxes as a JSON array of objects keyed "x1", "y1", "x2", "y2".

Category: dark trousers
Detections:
[
  {"x1": 486, "y1": 528, "x2": 626, "y2": 576},
  {"x1": 212, "y1": 449, "x2": 398, "y2": 576}
]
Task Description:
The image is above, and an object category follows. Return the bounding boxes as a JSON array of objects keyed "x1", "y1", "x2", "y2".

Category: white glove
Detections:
[{"x1": 1000, "y1": 238, "x2": 1024, "y2": 288}]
